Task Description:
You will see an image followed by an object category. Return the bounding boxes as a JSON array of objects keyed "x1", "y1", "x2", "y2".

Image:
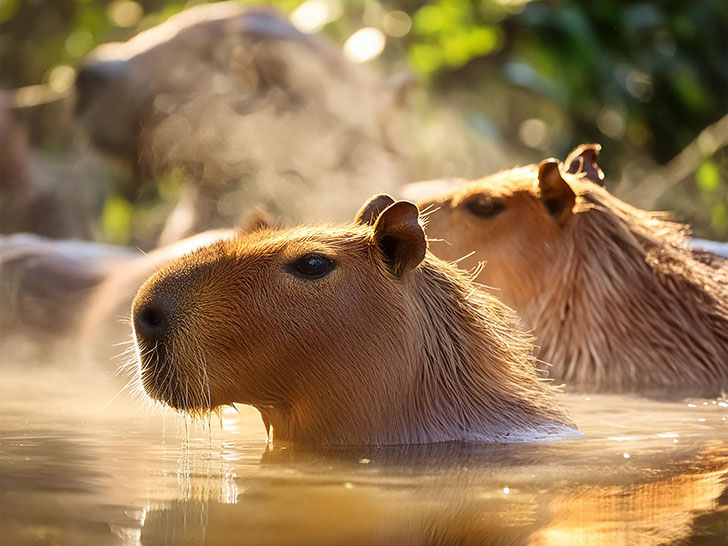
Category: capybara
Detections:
[
  {"x1": 0, "y1": 234, "x2": 135, "y2": 342},
  {"x1": 76, "y1": 2, "x2": 406, "y2": 243},
  {"x1": 131, "y1": 195, "x2": 577, "y2": 444},
  {"x1": 417, "y1": 144, "x2": 728, "y2": 392},
  {"x1": 0, "y1": 96, "x2": 89, "y2": 239},
  {"x1": 0, "y1": 212, "x2": 272, "y2": 362}
]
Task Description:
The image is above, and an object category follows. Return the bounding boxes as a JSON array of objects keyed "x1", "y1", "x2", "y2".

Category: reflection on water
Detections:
[{"x1": 1, "y1": 366, "x2": 726, "y2": 545}]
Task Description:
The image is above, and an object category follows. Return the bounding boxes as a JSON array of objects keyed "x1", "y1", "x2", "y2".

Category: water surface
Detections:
[{"x1": 1, "y1": 365, "x2": 726, "y2": 545}]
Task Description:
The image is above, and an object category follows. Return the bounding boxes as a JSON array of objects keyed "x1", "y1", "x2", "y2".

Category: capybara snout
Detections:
[{"x1": 132, "y1": 195, "x2": 576, "y2": 444}]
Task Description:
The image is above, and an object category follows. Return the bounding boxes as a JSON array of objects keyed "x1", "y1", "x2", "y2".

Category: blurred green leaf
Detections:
[
  {"x1": 670, "y1": 66, "x2": 710, "y2": 113},
  {"x1": 0, "y1": 0, "x2": 20, "y2": 23},
  {"x1": 101, "y1": 195, "x2": 134, "y2": 244},
  {"x1": 711, "y1": 202, "x2": 728, "y2": 236},
  {"x1": 696, "y1": 160, "x2": 720, "y2": 193},
  {"x1": 467, "y1": 25, "x2": 499, "y2": 55},
  {"x1": 157, "y1": 168, "x2": 186, "y2": 202},
  {"x1": 409, "y1": 43, "x2": 445, "y2": 74}
]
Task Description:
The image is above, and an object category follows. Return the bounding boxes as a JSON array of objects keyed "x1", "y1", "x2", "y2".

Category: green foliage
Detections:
[
  {"x1": 697, "y1": 161, "x2": 720, "y2": 194},
  {"x1": 409, "y1": 0, "x2": 503, "y2": 74},
  {"x1": 101, "y1": 195, "x2": 134, "y2": 244}
]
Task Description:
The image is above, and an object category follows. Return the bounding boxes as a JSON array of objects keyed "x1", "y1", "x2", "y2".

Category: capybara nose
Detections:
[{"x1": 133, "y1": 298, "x2": 171, "y2": 344}]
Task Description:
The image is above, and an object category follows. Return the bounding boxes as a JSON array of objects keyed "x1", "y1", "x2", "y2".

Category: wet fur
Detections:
[
  {"x1": 419, "y1": 163, "x2": 728, "y2": 392},
  {"x1": 535, "y1": 178, "x2": 728, "y2": 390},
  {"x1": 133, "y1": 217, "x2": 576, "y2": 444}
]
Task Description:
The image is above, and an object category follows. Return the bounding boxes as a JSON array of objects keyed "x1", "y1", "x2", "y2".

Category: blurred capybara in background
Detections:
[
  {"x1": 75, "y1": 2, "x2": 407, "y2": 244},
  {"x1": 0, "y1": 96, "x2": 88, "y2": 238},
  {"x1": 0, "y1": 234, "x2": 135, "y2": 356},
  {"x1": 131, "y1": 194, "x2": 577, "y2": 444},
  {"x1": 417, "y1": 144, "x2": 728, "y2": 393},
  {"x1": 0, "y1": 210, "x2": 273, "y2": 362}
]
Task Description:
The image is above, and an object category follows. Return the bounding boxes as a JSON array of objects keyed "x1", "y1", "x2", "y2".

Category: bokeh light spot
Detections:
[
  {"x1": 383, "y1": 11, "x2": 412, "y2": 37},
  {"x1": 290, "y1": 0, "x2": 341, "y2": 34},
  {"x1": 107, "y1": 0, "x2": 143, "y2": 28},
  {"x1": 47, "y1": 65, "x2": 76, "y2": 94},
  {"x1": 344, "y1": 27, "x2": 385, "y2": 63}
]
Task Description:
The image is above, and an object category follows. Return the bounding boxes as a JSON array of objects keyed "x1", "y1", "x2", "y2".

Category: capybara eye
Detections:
[
  {"x1": 290, "y1": 254, "x2": 336, "y2": 279},
  {"x1": 464, "y1": 196, "x2": 505, "y2": 219}
]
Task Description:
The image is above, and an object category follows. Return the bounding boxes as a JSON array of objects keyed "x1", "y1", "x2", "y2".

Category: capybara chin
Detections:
[
  {"x1": 417, "y1": 144, "x2": 728, "y2": 393},
  {"x1": 131, "y1": 195, "x2": 577, "y2": 445}
]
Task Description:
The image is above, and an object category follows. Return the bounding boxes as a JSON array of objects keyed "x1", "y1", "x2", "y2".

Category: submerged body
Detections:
[
  {"x1": 131, "y1": 195, "x2": 576, "y2": 444},
  {"x1": 418, "y1": 145, "x2": 728, "y2": 393}
]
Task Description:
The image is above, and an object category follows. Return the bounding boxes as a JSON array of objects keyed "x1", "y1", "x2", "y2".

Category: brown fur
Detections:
[
  {"x1": 418, "y1": 146, "x2": 728, "y2": 393},
  {"x1": 76, "y1": 2, "x2": 406, "y2": 242},
  {"x1": 131, "y1": 196, "x2": 576, "y2": 444},
  {"x1": 79, "y1": 228, "x2": 239, "y2": 360}
]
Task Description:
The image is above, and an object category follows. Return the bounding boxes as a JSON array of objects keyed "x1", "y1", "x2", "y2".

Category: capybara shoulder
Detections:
[
  {"x1": 418, "y1": 144, "x2": 728, "y2": 393},
  {"x1": 131, "y1": 194, "x2": 577, "y2": 445}
]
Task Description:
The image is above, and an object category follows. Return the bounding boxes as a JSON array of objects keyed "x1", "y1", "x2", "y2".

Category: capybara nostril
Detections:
[{"x1": 133, "y1": 300, "x2": 170, "y2": 343}]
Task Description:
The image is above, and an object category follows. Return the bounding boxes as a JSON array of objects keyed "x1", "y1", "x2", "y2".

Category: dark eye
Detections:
[
  {"x1": 464, "y1": 195, "x2": 504, "y2": 219},
  {"x1": 289, "y1": 254, "x2": 336, "y2": 279}
]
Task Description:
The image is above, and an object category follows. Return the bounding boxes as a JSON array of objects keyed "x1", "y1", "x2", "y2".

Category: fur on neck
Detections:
[{"x1": 533, "y1": 184, "x2": 728, "y2": 392}]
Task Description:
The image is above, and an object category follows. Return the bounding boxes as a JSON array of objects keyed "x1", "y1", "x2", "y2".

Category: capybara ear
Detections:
[
  {"x1": 356, "y1": 194, "x2": 396, "y2": 225},
  {"x1": 537, "y1": 159, "x2": 576, "y2": 224},
  {"x1": 565, "y1": 143, "x2": 604, "y2": 187},
  {"x1": 372, "y1": 201, "x2": 427, "y2": 277}
]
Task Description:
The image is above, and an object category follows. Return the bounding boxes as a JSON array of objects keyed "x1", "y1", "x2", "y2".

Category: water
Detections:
[{"x1": 1, "y1": 365, "x2": 726, "y2": 545}]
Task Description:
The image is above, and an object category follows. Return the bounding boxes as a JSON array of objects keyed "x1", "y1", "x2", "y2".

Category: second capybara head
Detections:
[
  {"x1": 132, "y1": 195, "x2": 576, "y2": 445},
  {"x1": 417, "y1": 145, "x2": 728, "y2": 392}
]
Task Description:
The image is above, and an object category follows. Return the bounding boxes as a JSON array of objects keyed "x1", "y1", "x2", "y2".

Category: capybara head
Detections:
[
  {"x1": 131, "y1": 195, "x2": 576, "y2": 445},
  {"x1": 75, "y1": 3, "x2": 405, "y2": 233},
  {"x1": 75, "y1": 3, "x2": 330, "y2": 161},
  {"x1": 417, "y1": 145, "x2": 606, "y2": 315},
  {"x1": 418, "y1": 145, "x2": 728, "y2": 392}
]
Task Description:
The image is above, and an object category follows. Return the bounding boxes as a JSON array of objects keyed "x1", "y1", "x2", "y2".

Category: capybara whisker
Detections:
[
  {"x1": 136, "y1": 248, "x2": 160, "y2": 272},
  {"x1": 451, "y1": 251, "x2": 476, "y2": 265}
]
